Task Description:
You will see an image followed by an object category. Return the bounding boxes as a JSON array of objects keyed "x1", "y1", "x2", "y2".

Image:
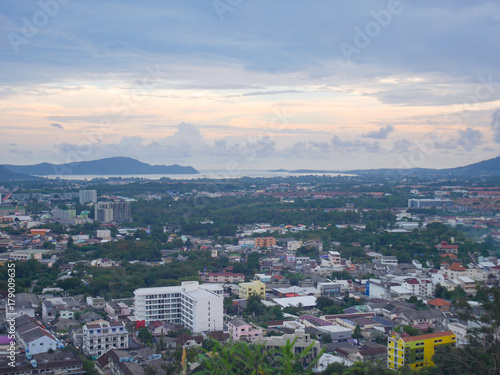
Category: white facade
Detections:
[
  {"x1": 134, "y1": 281, "x2": 223, "y2": 332},
  {"x1": 181, "y1": 289, "x2": 223, "y2": 332},
  {"x1": 447, "y1": 322, "x2": 469, "y2": 347},
  {"x1": 79, "y1": 189, "x2": 97, "y2": 204},
  {"x1": 82, "y1": 320, "x2": 128, "y2": 358},
  {"x1": 22, "y1": 334, "x2": 59, "y2": 355},
  {"x1": 96, "y1": 229, "x2": 112, "y2": 239},
  {"x1": 287, "y1": 240, "x2": 302, "y2": 251}
]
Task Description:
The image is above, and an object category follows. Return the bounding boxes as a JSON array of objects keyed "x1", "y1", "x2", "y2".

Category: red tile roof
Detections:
[
  {"x1": 427, "y1": 298, "x2": 452, "y2": 307},
  {"x1": 448, "y1": 262, "x2": 467, "y2": 271}
]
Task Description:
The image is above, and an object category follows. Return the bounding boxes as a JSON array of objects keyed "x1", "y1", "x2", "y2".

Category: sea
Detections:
[{"x1": 38, "y1": 170, "x2": 356, "y2": 181}]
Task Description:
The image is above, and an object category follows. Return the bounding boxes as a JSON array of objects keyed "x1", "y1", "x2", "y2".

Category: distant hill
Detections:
[
  {"x1": 3, "y1": 157, "x2": 199, "y2": 176},
  {"x1": 269, "y1": 155, "x2": 500, "y2": 177},
  {"x1": 440, "y1": 155, "x2": 500, "y2": 176},
  {"x1": 0, "y1": 165, "x2": 41, "y2": 181}
]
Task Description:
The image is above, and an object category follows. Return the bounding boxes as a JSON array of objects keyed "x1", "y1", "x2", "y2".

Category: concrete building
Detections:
[
  {"x1": 254, "y1": 237, "x2": 277, "y2": 248},
  {"x1": 388, "y1": 330, "x2": 456, "y2": 370},
  {"x1": 82, "y1": 320, "x2": 128, "y2": 358},
  {"x1": 15, "y1": 315, "x2": 61, "y2": 355},
  {"x1": 180, "y1": 288, "x2": 224, "y2": 333},
  {"x1": 200, "y1": 272, "x2": 245, "y2": 283},
  {"x1": 96, "y1": 229, "x2": 112, "y2": 240},
  {"x1": 287, "y1": 240, "x2": 302, "y2": 251},
  {"x1": 238, "y1": 280, "x2": 266, "y2": 299},
  {"x1": 134, "y1": 281, "x2": 223, "y2": 332},
  {"x1": 52, "y1": 209, "x2": 76, "y2": 221},
  {"x1": 228, "y1": 318, "x2": 263, "y2": 342},
  {"x1": 0, "y1": 351, "x2": 84, "y2": 375},
  {"x1": 329, "y1": 251, "x2": 341, "y2": 266},
  {"x1": 399, "y1": 310, "x2": 446, "y2": 330},
  {"x1": 258, "y1": 330, "x2": 321, "y2": 369},
  {"x1": 79, "y1": 190, "x2": 97, "y2": 204},
  {"x1": 95, "y1": 206, "x2": 113, "y2": 223},
  {"x1": 41, "y1": 297, "x2": 82, "y2": 324},
  {"x1": 94, "y1": 201, "x2": 131, "y2": 223},
  {"x1": 408, "y1": 199, "x2": 453, "y2": 209}
]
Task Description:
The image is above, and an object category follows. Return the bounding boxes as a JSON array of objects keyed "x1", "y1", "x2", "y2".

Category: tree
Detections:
[
  {"x1": 352, "y1": 324, "x2": 363, "y2": 340},
  {"x1": 434, "y1": 286, "x2": 500, "y2": 375},
  {"x1": 195, "y1": 337, "x2": 323, "y2": 375},
  {"x1": 138, "y1": 327, "x2": 153, "y2": 345}
]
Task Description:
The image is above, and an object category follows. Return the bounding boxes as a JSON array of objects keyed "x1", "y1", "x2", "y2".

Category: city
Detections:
[{"x1": 0, "y1": 166, "x2": 499, "y2": 374}]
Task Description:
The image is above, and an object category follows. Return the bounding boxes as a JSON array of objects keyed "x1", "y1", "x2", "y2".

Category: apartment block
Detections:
[
  {"x1": 79, "y1": 190, "x2": 97, "y2": 204},
  {"x1": 254, "y1": 237, "x2": 277, "y2": 248},
  {"x1": 238, "y1": 280, "x2": 266, "y2": 299},
  {"x1": 388, "y1": 330, "x2": 456, "y2": 370},
  {"x1": 258, "y1": 330, "x2": 321, "y2": 369},
  {"x1": 200, "y1": 272, "x2": 245, "y2": 283},
  {"x1": 134, "y1": 281, "x2": 223, "y2": 332},
  {"x1": 82, "y1": 320, "x2": 128, "y2": 358},
  {"x1": 94, "y1": 201, "x2": 131, "y2": 223}
]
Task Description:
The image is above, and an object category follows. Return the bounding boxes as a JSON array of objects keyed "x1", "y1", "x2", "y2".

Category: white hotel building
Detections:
[{"x1": 134, "y1": 281, "x2": 223, "y2": 333}]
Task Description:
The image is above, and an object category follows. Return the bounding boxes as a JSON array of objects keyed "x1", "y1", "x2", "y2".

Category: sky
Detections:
[{"x1": 1, "y1": 0, "x2": 499, "y2": 172}]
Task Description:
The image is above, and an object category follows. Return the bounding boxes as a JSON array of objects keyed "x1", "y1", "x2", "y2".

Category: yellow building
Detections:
[
  {"x1": 388, "y1": 330, "x2": 456, "y2": 370},
  {"x1": 239, "y1": 280, "x2": 266, "y2": 299}
]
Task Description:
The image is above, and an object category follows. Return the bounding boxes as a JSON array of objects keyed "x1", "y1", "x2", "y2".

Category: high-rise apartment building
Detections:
[
  {"x1": 79, "y1": 190, "x2": 97, "y2": 204},
  {"x1": 94, "y1": 201, "x2": 131, "y2": 223},
  {"x1": 134, "y1": 281, "x2": 223, "y2": 332}
]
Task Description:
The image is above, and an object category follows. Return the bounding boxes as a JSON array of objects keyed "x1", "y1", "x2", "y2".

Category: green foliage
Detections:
[
  {"x1": 331, "y1": 271, "x2": 355, "y2": 280},
  {"x1": 138, "y1": 327, "x2": 153, "y2": 345},
  {"x1": 82, "y1": 359, "x2": 99, "y2": 375},
  {"x1": 352, "y1": 324, "x2": 363, "y2": 340},
  {"x1": 195, "y1": 337, "x2": 323, "y2": 375},
  {"x1": 433, "y1": 286, "x2": 500, "y2": 375},
  {"x1": 406, "y1": 296, "x2": 429, "y2": 310},
  {"x1": 243, "y1": 295, "x2": 284, "y2": 323},
  {"x1": 296, "y1": 246, "x2": 319, "y2": 260},
  {"x1": 401, "y1": 325, "x2": 421, "y2": 337}
]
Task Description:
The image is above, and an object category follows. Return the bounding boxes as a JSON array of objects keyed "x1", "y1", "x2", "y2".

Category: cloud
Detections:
[
  {"x1": 457, "y1": 128, "x2": 483, "y2": 151},
  {"x1": 491, "y1": 109, "x2": 500, "y2": 143},
  {"x1": 45, "y1": 115, "x2": 156, "y2": 124},
  {"x1": 51, "y1": 123, "x2": 63, "y2": 130},
  {"x1": 362, "y1": 125, "x2": 394, "y2": 139},
  {"x1": 119, "y1": 136, "x2": 143, "y2": 146}
]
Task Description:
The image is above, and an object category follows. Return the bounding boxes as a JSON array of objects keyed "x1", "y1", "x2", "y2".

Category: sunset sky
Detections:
[{"x1": 1, "y1": 1, "x2": 499, "y2": 171}]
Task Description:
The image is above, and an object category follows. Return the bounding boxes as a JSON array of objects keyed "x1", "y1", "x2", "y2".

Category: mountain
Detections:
[
  {"x1": 440, "y1": 155, "x2": 500, "y2": 176},
  {"x1": 268, "y1": 156, "x2": 500, "y2": 177},
  {"x1": 0, "y1": 165, "x2": 41, "y2": 181},
  {"x1": 3, "y1": 157, "x2": 199, "y2": 176}
]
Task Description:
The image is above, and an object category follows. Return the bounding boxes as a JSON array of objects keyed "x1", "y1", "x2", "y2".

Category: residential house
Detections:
[
  {"x1": 399, "y1": 310, "x2": 446, "y2": 330},
  {"x1": 0, "y1": 351, "x2": 84, "y2": 375},
  {"x1": 427, "y1": 298, "x2": 452, "y2": 312},
  {"x1": 82, "y1": 320, "x2": 128, "y2": 358},
  {"x1": 15, "y1": 315, "x2": 61, "y2": 355},
  {"x1": 228, "y1": 318, "x2": 263, "y2": 342}
]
